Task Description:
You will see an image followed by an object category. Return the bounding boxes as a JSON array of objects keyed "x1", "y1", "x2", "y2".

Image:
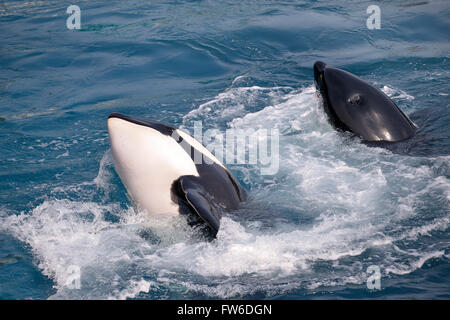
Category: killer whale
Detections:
[
  {"x1": 314, "y1": 61, "x2": 417, "y2": 142},
  {"x1": 107, "y1": 112, "x2": 246, "y2": 237}
]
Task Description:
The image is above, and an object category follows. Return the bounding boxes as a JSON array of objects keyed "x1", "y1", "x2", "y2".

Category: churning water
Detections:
[{"x1": 0, "y1": 0, "x2": 449, "y2": 299}]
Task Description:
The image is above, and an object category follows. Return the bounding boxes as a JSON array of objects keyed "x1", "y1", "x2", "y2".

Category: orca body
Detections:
[
  {"x1": 107, "y1": 112, "x2": 246, "y2": 237},
  {"x1": 313, "y1": 61, "x2": 417, "y2": 142}
]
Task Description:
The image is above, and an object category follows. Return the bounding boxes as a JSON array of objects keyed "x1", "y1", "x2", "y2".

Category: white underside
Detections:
[
  {"x1": 107, "y1": 117, "x2": 225, "y2": 216},
  {"x1": 108, "y1": 118, "x2": 198, "y2": 216}
]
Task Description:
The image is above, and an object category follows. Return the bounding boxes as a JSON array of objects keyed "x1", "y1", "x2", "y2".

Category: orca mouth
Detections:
[
  {"x1": 108, "y1": 112, "x2": 129, "y2": 120},
  {"x1": 312, "y1": 61, "x2": 350, "y2": 132},
  {"x1": 313, "y1": 61, "x2": 327, "y2": 92},
  {"x1": 314, "y1": 61, "x2": 327, "y2": 74},
  {"x1": 108, "y1": 112, "x2": 175, "y2": 136},
  {"x1": 108, "y1": 112, "x2": 149, "y2": 124}
]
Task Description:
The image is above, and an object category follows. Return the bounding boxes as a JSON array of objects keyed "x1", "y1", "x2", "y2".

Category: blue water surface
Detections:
[{"x1": 0, "y1": 0, "x2": 449, "y2": 299}]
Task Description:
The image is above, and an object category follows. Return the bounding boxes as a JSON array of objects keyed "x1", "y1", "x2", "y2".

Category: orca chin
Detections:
[
  {"x1": 314, "y1": 61, "x2": 417, "y2": 142},
  {"x1": 107, "y1": 112, "x2": 246, "y2": 238}
]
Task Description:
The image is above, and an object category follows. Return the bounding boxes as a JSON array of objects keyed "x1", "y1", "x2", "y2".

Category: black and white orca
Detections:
[
  {"x1": 314, "y1": 61, "x2": 417, "y2": 142},
  {"x1": 107, "y1": 112, "x2": 247, "y2": 237}
]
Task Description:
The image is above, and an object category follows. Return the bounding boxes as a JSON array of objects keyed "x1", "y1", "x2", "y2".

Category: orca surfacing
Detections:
[
  {"x1": 107, "y1": 112, "x2": 246, "y2": 237},
  {"x1": 314, "y1": 61, "x2": 417, "y2": 142}
]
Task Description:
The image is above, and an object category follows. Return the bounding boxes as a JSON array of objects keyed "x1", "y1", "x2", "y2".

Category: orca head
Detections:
[
  {"x1": 107, "y1": 112, "x2": 198, "y2": 216},
  {"x1": 107, "y1": 112, "x2": 247, "y2": 238},
  {"x1": 313, "y1": 61, "x2": 416, "y2": 142}
]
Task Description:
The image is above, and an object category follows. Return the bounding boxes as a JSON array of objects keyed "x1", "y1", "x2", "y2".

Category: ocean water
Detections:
[{"x1": 0, "y1": 0, "x2": 449, "y2": 300}]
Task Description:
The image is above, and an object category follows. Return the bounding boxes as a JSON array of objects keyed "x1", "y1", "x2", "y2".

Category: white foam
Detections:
[
  {"x1": 93, "y1": 149, "x2": 114, "y2": 191},
  {"x1": 381, "y1": 85, "x2": 415, "y2": 101}
]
